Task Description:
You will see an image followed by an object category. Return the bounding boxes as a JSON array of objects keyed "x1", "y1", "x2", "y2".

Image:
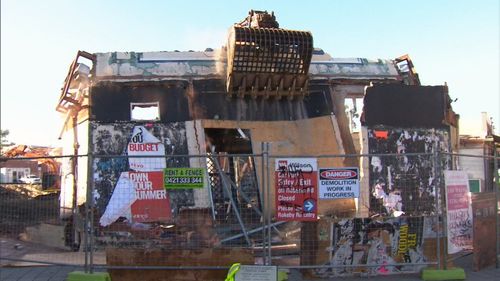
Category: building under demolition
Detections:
[{"x1": 56, "y1": 11, "x2": 461, "y2": 277}]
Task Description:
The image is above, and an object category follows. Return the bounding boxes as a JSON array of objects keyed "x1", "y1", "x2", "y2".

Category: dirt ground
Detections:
[{"x1": 0, "y1": 186, "x2": 60, "y2": 238}]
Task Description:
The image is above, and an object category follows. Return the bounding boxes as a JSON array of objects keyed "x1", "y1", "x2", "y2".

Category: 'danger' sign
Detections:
[
  {"x1": 275, "y1": 158, "x2": 318, "y2": 221},
  {"x1": 319, "y1": 168, "x2": 359, "y2": 199},
  {"x1": 127, "y1": 126, "x2": 166, "y2": 171}
]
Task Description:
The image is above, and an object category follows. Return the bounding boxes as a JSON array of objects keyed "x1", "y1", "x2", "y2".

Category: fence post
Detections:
[
  {"x1": 82, "y1": 155, "x2": 89, "y2": 273},
  {"x1": 264, "y1": 142, "x2": 272, "y2": 265},
  {"x1": 89, "y1": 153, "x2": 96, "y2": 273},
  {"x1": 85, "y1": 150, "x2": 94, "y2": 273},
  {"x1": 260, "y1": 143, "x2": 267, "y2": 264},
  {"x1": 494, "y1": 148, "x2": 499, "y2": 268},
  {"x1": 433, "y1": 149, "x2": 442, "y2": 270}
]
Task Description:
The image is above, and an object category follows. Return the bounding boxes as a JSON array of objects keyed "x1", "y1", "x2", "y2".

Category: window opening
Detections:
[{"x1": 130, "y1": 102, "x2": 160, "y2": 121}]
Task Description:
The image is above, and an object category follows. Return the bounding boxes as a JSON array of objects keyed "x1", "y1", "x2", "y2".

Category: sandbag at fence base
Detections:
[
  {"x1": 421, "y1": 268, "x2": 465, "y2": 281},
  {"x1": 106, "y1": 248, "x2": 254, "y2": 281},
  {"x1": 66, "y1": 271, "x2": 111, "y2": 281}
]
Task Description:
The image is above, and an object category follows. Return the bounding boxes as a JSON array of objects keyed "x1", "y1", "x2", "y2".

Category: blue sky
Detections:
[{"x1": 1, "y1": 0, "x2": 499, "y2": 146}]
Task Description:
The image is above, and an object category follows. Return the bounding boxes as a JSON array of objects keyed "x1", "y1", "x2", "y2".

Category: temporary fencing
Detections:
[{"x1": 0, "y1": 151, "x2": 498, "y2": 278}]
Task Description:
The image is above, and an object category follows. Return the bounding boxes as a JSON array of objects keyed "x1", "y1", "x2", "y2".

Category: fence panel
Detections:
[
  {"x1": 89, "y1": 153, "x2": 265, "y2": 278},
  {"x1": 444, "y1": 152, "x2": 499, "y2": 271},
  {"x1": 0, "y1": 156, "x2": 84, "y2": 267},
  {"x1": 266, "y1": 153, "x2": 441, "y2": 278},
  {"x1": 1, "y1": 152, "x2": 497, "y2": 278}
]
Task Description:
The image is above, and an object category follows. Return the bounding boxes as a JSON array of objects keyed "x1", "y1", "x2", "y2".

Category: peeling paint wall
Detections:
[
  {"x1": 94, "y1": 51, "x2": 399, "y2": 81},
  {"x1": 314, "y1": 217, "x2": 429, "y2": 277},
  {"x1": 309, "y1": 58, "x2": 399, "y2": 79},
  {"x1": 90, "y1": 122, "x2": 195, "y2": 216},
  {"x1": 365, "y1": 128, "x2": 450, "y2": 216},
  {"x1": 95, "y1": 51, "x2": 221, "y2": 78}
]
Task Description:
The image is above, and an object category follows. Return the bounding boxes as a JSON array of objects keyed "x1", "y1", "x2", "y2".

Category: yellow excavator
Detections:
[{"x1": 226, "y1": 10, "x2": 313, "y2": 99}]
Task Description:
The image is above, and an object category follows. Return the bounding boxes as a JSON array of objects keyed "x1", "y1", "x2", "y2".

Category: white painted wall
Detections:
[
  {"x1": 59, "y1": 120, "x2": 89, "y2": 218},
  {"x1": 0, "y1": 167, "x2": 31, "y2": 183},
  {"x1": 458, "y1": 148, "x2": 485, "y2": 181},
  {"x1": 185, "y1": 120, "x2": 210, "y2": 208}
]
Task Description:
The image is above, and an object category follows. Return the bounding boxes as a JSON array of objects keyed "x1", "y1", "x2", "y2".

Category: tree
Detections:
[{"x1": 1, "y1": 129, "x2": 15, "y2": 148}]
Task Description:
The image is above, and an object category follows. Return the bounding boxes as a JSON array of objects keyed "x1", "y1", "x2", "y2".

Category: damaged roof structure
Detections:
[{"x1": 56, "y1": 10, "x2": 459, "y2": 277}]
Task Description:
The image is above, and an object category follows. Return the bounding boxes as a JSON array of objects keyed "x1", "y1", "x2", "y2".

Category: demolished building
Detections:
[
  {"x1": 0, "y1": 145, "x2": 61, "y2": 188},
  {"x1": 56, "y1": 10, "x2": 459, "y2": 276}
]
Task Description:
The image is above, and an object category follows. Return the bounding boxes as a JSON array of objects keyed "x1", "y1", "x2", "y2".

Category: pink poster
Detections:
[{"x1": 444, "y1": 170, "x2": 473, "y2": 254}]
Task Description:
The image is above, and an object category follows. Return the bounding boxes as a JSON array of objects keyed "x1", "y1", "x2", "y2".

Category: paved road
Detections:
[{"x1": 0, "y1": 260, "x2": 499, "y2": 281}]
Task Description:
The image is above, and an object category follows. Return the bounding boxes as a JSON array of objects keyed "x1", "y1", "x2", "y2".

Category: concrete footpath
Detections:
[{"x1": 0, "y1": 256, "x2": 499, "y2": 281}]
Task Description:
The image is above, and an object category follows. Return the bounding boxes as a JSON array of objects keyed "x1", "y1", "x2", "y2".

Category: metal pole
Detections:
[
  {"x1": 86, "y1": 85, "x2": 95, "y2": 274},
  {"x1": 265, "y1": 142, "x2": 272, "y2": 265},
  {"x1": 88, "y1": 153, "x2": 95, "y2": 274},
  {"x1": 211, "y1": 154, "x2": 252, "y2": 246},
  {"x1": 261, "y1": 143, "x2": 267, "y2": 263},
  {"x1": 433, "y1": 149, "x2": 442, "y2": 269},
  {"x1": 220, "y1": 221, "x2": 286, "y2": 243},
  {"x1": 494, "y1": 147, "x2": 499, "y2": 268},
  {"x1": 205, "y1": 155, "x2": 216, "y2": 221}
]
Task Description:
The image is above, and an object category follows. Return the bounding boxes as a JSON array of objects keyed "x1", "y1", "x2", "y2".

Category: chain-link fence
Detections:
[{"x1": 1, "y1": 151, "x2": 498, "y2": 278}]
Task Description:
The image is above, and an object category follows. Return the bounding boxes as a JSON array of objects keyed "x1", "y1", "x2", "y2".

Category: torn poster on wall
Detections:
[
  {"x1": 444, "y1": 170, "x2": 473, "y2": 254},
  {"x1": 275, "y1": 158, "x2": 318, "y2": 221},
  {"x1": 367, "y1": 128, "x2": 450, "y2": 217},
  {"x1": 314, "y1": 217, "x2": 426, "y2": 277},
  {"x1": 99, "y1": 171, "x2": 172, "y2": 226},
  {"x1": 92, "y1": 122, "x2": 193, "y2": 220},
  {"x1": 128, "y1": 126, "x2": 166, "y2": 171}
]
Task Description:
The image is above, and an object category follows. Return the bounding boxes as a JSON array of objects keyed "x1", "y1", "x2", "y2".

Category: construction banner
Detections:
[
  {"x1": 131, "y1": 171, "x2": 172, "y2": 223},
  {"x1": 444, "y1": 170, "x2": 473, "y2": 254},
  {"x1": 164, "y1": 168, "x2": 204, "y2": 189},
  {"x1": 127, "y1": 126, "x2": 166, "y2": 171},
  {"x1": 99, "y1": 171, "x2": 172, "y2": 226},
  {"x1": 275, "y1": 158, "x2": 318, "y2": 221}
]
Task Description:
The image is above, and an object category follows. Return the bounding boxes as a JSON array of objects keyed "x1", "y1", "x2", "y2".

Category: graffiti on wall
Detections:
[
  {"x1": 315, "y1": 217, "x2": 426, "y2": 277},
  {"x1": 91, "y1": 122, "x2": 193, "y2": 218},
  {"x1": 368, "y1": 128, "x2": 449, "y2": 216}
]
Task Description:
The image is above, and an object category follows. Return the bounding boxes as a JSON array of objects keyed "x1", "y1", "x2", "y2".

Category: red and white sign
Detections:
[
  {"x1": 127, "y1": 126, "x2": 165, "y2": 171},
  {"x1": 130, "y1": 171, "x2": 172, "y2": 223},
  {"x1": 319, "y1": 168, "x2": 359, "y2": 199},
  {"x1": 275, "y1": 158, "x2": 318, "y2": 221},
  {"x1": 99, "y1": 171, "x2": 172, "y2": 226},
  {"x1": 444, "y1": 170, "x2": 473, "y2": 254}
]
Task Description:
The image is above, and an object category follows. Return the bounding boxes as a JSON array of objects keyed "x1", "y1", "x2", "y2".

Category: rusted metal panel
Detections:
[
  {"x1": 226, "y1": 27, "x2": 313, "y2": 98},
  {"x1": 471, "y1": 192, "x2": 497, "y2": 271},
  {"x1": 106, "y1": 248, "x2": 254, "y2": 281},
  {"x1": 226, "y1": 11, "x2": 313, "y2": 98}
]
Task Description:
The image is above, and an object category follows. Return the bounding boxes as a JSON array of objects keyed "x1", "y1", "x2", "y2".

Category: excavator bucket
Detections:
[{"x1": 226, "y1": 11, "x2": 313, "y2": 99}]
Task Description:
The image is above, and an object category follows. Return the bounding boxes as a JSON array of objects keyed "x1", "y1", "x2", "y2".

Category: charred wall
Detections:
[
  {"x1": 362, "y1": 84, "x2": 452, "y2": 128},
  {"x1": 90, "y1": 82, "x2": 190, "y2": 122},
  {"x1": 367, "y1": 128, "x2": 450, "y2": 217},
  {"x1": 90, "y1": 80, "x2": 334, "y2": 122}
]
